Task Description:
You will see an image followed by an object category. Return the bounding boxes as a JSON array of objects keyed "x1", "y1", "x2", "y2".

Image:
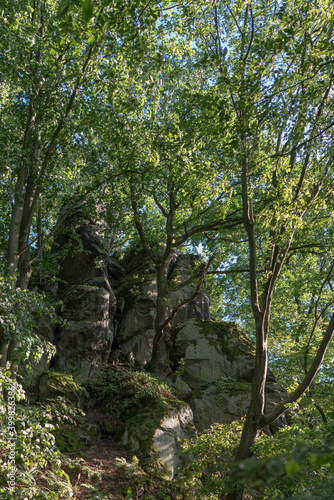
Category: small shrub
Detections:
[
  {"x1": 0, "y1": 368, "x2": 83, "y2": 499},
  {"x1": 177, "y1": 419, "x2": 243, "y2": 499},
  {"x1": 82, "y1": 368, "x2": 175, "y2": 410}
]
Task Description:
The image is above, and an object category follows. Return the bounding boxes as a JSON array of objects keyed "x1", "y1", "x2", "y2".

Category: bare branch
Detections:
[
  {"x1": 155, "y1": 256, "x2": 214, "y2": 345},
  {"x1": 243, "y1": 7, "x2": 254, "y2": 63}
]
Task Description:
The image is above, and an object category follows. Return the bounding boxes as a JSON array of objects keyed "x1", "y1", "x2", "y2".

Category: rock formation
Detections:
[
  {"x1": 169, "y1": 319, "x2": 290, "y2": 435},
  {"x1": 33, "y1": 206, "x2": 295, "y2": 478}
]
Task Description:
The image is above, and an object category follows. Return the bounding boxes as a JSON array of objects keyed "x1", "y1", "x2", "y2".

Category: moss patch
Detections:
[
  {"x1": 172, "y1": 319, "x2": 255, "y2": 364},
  {"x1": 230, "y1": 381, "x2": 252, "y2": 395},
  {"x1": 56, "y1": 422, "x2": 99, "y2": 452},
  {"x1": 56, "y1": 427, "x2": 86, "y2": 452},
  {"x1": 198, "y1": 320, "x2": 255, "y2": 362},
  {"x1": 38, "y1": 371, "x2": 83, "y2": 405},
  {"x1": 187, "y1": 378, "x2": 252, "y2": 399}
]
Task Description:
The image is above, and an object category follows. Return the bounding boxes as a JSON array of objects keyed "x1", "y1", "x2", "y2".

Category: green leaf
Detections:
[
  {"x1": 285, "y1": 460, "x2": 301, "y2": 475},
  {"x1": 83, "y1": 0, "x2": 94, "y2": 22},
  {"x1": 57, "y1": 2, "x2": 70, "y2": 19}
]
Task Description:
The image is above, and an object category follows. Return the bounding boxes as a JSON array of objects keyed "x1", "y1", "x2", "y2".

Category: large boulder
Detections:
[
  {"x1": 109, "y1": 251, "x2": 211, "y2": 367},
  {"x1": 119, "y1": 402, "x2": 194, "y2": 479},
  {"x1": 169, "y1": 319, "x2": 289, "y2": 434},
  {"x1": 185, "y1": 379, "x2": 289, "y2": 434},
  {"x1": 168, "y1": 253, "x2": 210, "y2": 326},
  {"x1": 54, "y1": 283, "x2": 116, "y2": 382},
  {"x1": 170, "y1": 319, "x2": 258, "y2": 388}
]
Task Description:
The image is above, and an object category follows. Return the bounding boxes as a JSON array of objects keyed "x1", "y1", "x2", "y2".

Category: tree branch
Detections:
[
  {"x1": 155, "y1": 256, "x2": 214, "y2": 344},
  {"x1": 262, "y1": 312, "x2": 334, "y2": 427},
  {"x1": 129, "y1": 178, "x2": 155, "y2": 261}
]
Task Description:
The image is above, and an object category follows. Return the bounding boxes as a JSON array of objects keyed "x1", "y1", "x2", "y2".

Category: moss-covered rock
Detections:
[
  {"x1": 38, "y1": 371, "x2": 84, "y2": 405},
  {"x1": 56, "y1": 422, "x2": 99, "y2": 452},
  {"x1": 169, "y1": 319, "x2": 287, "y2": 434},
  {"x1": 170, "y1": 319, "x2": 257, "y2": 388},
  {"x1": 84, "y1": 368, "x2": 195, "y2": 479},
  {"x1": 117, "y1": 396, "x2": 194, "y2": 479}
]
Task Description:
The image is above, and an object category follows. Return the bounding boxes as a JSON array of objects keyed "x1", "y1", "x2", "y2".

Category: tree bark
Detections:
[{"x1": 150, "y1": 259, "x2": 173, "y2": 377}]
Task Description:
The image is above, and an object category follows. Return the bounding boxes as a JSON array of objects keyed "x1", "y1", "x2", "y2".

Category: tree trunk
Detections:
[
  {"x1": 235, "y1": 319, "x2": 268, "y2": 459},
  {"x1": 150, "y1": 259, "x2": 173, "y2": 377},
  {"x1": 225, "y1": 312, "x2": 268, "y2": 499},
  {"x1": 0, "y1": 337, "x2": 9, "y2": 370},
  {"x1": 7, "y1": 170, "x2": 28, "y2": 276}
]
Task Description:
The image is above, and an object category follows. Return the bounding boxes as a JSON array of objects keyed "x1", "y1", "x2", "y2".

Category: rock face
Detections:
[
  {"x1": 53, "y1": 210, "x2": 211, "y2": 377},
  {"x1": 53, "y1": 203, "x2": 110, "y2": 288},
  {"x1": 168, "y1": 253, "x2": 211, "y2": 326},
  {"x1": 54, "y1": 283, "x2": 116, "y2": 382},
  {"x1": 107, "y1": 251, "x2": 211, "y2": 368},
  {"x1": 152, "y1": 405, "x2": 194, "y2": 479},
  {"x1": 170, "y1": 319, "x2": 257, "y2": 388},
  {"x1": 108, "y1": 252, "x2": 158, "y2": 368},
  {"x1": 51, "y1": 205, "x2": 117, "y2": 381},
  {"x1": 168, "y1": 319, "x2": 289, "y2": 435},
  {"x1": 41, "y1": 206, "x2": 292, "y2": 461}
]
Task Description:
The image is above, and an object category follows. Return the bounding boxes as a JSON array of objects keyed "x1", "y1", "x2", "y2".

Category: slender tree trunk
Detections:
[
  {"x1": 7, "y1": 169, "x2": 28, "y2": 275},
  {"x1": 0, "y1": 338, "x2": 9, "y2": 369},
  {"x1": 150, "y1": 259, "x2": 173, "y2": 377},
  {"x1": 235, "y1": 315, "x2": 268, "y2": 458},
  {"x1": 226, "y1": 148, "x2": 270, "y2": 499},
  {"x1": 225, "y1": 313, "x2": 268, "y2": 500}
]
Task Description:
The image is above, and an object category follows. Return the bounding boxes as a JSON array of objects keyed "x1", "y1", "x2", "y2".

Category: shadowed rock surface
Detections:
[{"x1": 33, "y1": 208, "x2": 296, "y2": 477}]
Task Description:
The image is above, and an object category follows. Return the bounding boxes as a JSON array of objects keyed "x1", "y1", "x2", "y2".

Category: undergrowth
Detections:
[
  {"x1": 0, "y1": 367, "x2": 184, "y2": 500},
  {"x1": 82, "y1": 367, "x2": 176, "y2": 409},
  {"x1": 0, "y1": 368, "x2": 84, "y2": 499}
]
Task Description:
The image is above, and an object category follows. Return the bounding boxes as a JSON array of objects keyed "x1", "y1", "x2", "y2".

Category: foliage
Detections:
[
  {"x1": 177, "y1": 420, "x2": 244, "y2": 498},
  {"x1": 229, "y1": 421, "x2": 334, "y2": 500},
  {"x1": 82, "y1": 367, "x2": 175, "y2": 410},
  {"x1": 0, "y1": 369, "x2": 84, "y2": 499},
  {"x1": 0, "y1": 272, "x2": 56, "y2": 374},
  {"x1": 115, "y1": 455, "x2": 141, "y2": 481},
  {"x1": 1, "y1": 0, "x2": 334, "y2": 497},
  {"x1": 176, "y1": 417, "x2": 334, "y2": 500}
]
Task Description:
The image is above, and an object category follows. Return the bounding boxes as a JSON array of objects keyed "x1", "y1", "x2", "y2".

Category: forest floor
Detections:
[
  {"x1": 35, "y1": 409, "x2": 176, "y2": 500},
  {"x1": 64, "y1": 436, "x2": 142, "y2": 499}
]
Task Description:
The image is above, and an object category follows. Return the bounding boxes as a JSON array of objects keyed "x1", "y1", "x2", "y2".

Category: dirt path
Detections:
[
  {"x1": 61, "y1": 409, "x2": 166, "y2": 499},
  {"x1": 35, "y1": 409, "x2": 178, "y2": 499},
  {"x1": 66, "y1": 437, "x2": 140, "y2": 499}
]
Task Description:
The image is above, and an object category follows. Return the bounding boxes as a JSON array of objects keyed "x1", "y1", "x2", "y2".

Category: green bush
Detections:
[
  {"x1": 82, "y1": 368, "x2": 175, "y2": 410},
  {"x1": 177, "y1": 419, "x2": 243, "y2": 499},
  {"x1": 0, "y1": 369, "x2": 83, "y2": 499},
  {"x1": 0, "y1": 273, "x2": 57, "y2": 378}
]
